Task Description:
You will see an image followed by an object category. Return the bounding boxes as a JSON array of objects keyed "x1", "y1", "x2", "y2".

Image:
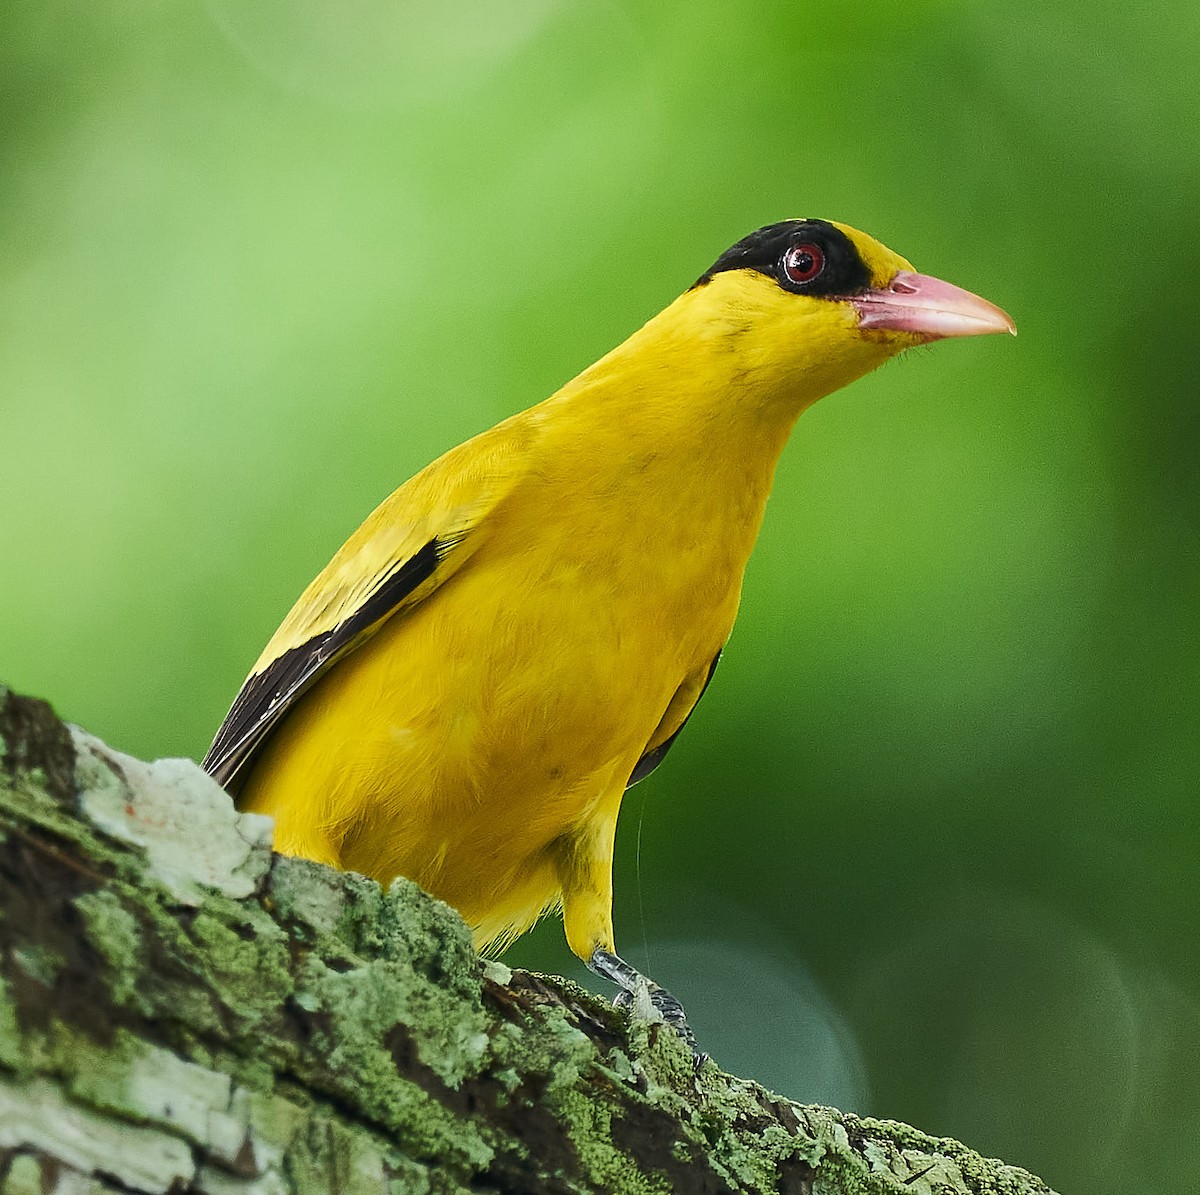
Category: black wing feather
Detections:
[
  {"x1": 626, "y1": 650, "x2": 721, "y2": 788},
  {"x1": 203, "y1": 537, "x2": 441, "y2": 794}
]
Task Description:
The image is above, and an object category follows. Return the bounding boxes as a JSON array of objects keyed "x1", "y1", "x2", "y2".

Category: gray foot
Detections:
[{"x1": 588, "y1": 948, "x2": 706, "y2": 1065}]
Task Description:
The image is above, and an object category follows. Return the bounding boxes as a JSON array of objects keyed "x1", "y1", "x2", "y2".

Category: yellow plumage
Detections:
[{"x1": 205, "y1": 219, "x2": 1012, "y2": 985}]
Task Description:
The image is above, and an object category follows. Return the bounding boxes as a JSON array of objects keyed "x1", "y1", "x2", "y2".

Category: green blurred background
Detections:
[{"x1": 3, "y1": 0, "x2": 1197, "y2": 1189}]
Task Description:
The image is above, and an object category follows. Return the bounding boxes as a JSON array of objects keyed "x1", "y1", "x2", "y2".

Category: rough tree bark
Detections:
[{"x1": 0, "y1": 686, "x2": 1056, "y2": 1195}]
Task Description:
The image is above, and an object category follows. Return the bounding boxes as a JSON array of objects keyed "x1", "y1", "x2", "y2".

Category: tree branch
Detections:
[{"x1": 0, "y1": 686, "x2": 1056, "y2": 1195}]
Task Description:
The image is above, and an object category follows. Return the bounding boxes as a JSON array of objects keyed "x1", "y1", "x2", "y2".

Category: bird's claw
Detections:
[
  {"x1": 590, "y1": 948, "x2": 706, "y2": 1065},
  {"x1": 610, "y1": 977, "x2": 691, "y2": 1040}
]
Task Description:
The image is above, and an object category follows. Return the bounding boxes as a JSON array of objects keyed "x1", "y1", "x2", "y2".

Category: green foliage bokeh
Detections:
[{"x1": 2, "y1": 2, "x2": 1197, "y2": 1191}]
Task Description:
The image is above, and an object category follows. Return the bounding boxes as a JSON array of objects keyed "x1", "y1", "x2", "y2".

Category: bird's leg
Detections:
[
  {"x1": 588, "y1": 947, "x2": 705, "y2": 1062},
  {"x1": 558, "y1": 809, "x2": 705, "y2": 1061}
]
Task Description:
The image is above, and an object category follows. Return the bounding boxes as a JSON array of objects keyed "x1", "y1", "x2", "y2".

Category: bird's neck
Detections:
[
  {"x1": 546, "y1": 298, "x2": 830, "y2": 496},
  {"x1": 523, "y1": 312, "x2": 829, "y2": 569}
]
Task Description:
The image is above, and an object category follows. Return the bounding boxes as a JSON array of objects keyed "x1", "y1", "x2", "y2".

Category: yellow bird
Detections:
[{"x1": 204, "y1": 219, "x2": 1013, "y2": 1040}]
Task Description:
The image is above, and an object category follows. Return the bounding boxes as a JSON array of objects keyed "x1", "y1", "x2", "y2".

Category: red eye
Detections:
[{"x1": 782, "y1": 242, "x2": 825, "y2": 285}]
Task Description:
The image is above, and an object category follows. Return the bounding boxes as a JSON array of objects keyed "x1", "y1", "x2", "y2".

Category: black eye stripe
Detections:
[{"x1": 692, "y1": 219, "x2": 873, "y2": 297}]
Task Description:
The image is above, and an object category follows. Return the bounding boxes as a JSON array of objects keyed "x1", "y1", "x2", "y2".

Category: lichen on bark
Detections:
[{"x1": 0, "y1": 686, "x2": 1057, "y2": 1195}]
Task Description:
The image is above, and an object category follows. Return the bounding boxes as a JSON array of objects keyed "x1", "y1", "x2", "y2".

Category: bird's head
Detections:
[{"x1": 670, "y1": 218, "x2": 1015, "y2": 411}]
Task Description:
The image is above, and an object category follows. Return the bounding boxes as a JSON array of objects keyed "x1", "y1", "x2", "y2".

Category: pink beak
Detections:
[{"x1": 852, "y1": 270, "x2": 1016, "y2": 341}]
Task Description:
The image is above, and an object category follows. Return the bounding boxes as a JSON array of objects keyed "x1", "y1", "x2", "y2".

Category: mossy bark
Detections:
[{"x1": 0, "y1": 686, "x2": 1056, "y2": 1195}]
